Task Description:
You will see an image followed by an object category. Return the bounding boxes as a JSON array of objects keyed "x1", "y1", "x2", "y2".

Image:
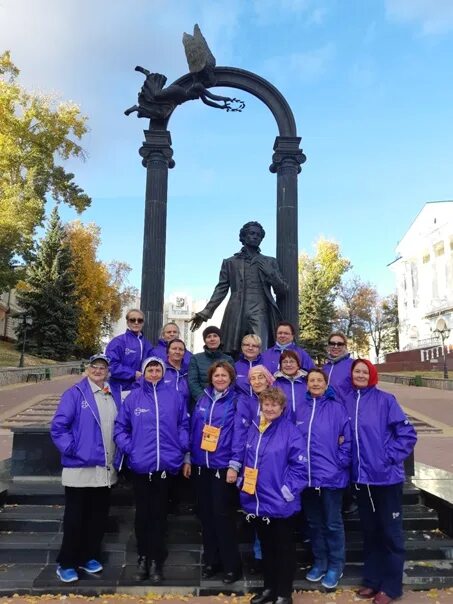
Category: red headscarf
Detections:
[{"x1": 351, "y1": 358, "x2": 378, "y2": 387}]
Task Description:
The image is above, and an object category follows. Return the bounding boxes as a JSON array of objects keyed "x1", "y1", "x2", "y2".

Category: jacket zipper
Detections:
[
  {"x1": 355, "y1": 390, "x2": 361, "y2": 483},
  {"x1": 291, "y1": 380, "x2": 296, "y2": 413},
  {"x1": 206, "y1": 397, "x2": 217, "y2": 469},
  {"x1": 328, "y1": 364, "x2": 334, "y2": 385},
  {"x1": 307, "y1": 397, "x2": 317, "y2": 487},
  {"x1": 254, "y1": 431, "x2": 263, "y2": 516},
  {"x1": 153, "y1": 384, "x2": 160, "y2": 471}
]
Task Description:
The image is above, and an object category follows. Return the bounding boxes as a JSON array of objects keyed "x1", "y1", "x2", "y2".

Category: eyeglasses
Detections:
[
  {"x1": 328, "y1": 341, "x2": 345, "y2": 348},
  {"x1": 243, "y1": 343, "x2": 259, "y2": 348},
  {"x1": 90, "y1": 365, "x2": 107, "y2": 370},
  {"x1": 128, "y1": 317, "x2": 144, "y2": 324}
]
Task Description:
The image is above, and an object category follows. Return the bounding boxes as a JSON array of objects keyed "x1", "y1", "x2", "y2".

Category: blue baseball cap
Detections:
[{"x1": 89, "y1": 353, "x2": 110, "y2": 366}]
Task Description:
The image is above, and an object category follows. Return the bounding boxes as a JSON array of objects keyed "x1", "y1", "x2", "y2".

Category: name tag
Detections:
[
  {"x1": 201, "y1": 425, "x2": 221, "y2": 452},
  {"x1": 242, "y1": 466, "x2": 259, "y2": 495}
]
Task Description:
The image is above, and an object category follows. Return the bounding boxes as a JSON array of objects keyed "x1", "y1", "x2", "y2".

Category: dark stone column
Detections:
[
  {"x1": 270, "y1": 136, "x2": 306, "y2": 332},
  {"x1": 139, "y1": 129, "x2": 175, "y2": 343}
]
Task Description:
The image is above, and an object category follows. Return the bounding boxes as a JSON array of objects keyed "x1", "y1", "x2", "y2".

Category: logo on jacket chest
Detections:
[
  {"x1": 125, "y1": 348, "x2": 136, "y2": 355},
  {"x1": 81, "y1": 401, "x2": 89, "y2": 409},
  {"x1": 134, "y1": 407, "x2": 150, "y2": 416}
]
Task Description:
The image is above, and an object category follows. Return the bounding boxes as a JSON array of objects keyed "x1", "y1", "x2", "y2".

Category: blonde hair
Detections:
[{"x1": 241, "y1": 333, "x2": 262, "y2": 348}]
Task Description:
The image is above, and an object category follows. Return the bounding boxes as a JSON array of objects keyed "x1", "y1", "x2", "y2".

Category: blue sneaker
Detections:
[
  {"x1": 321, "y1": 569, "x2": 343, "y2": 589},
  {"x1": 305, "y1": 565, "x2": 326, "y2": 582},
  {"x1": 56, "y1": 566, "x2": 78, "y2": 583},
  {"x1": 80, "y1": 559, "x2": 103, "y2": 573}
]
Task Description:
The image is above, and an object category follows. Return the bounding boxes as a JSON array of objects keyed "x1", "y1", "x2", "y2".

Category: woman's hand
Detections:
[
  {"x1": 226, "y1": 468, "x2": 238, "y2": 484},
  {"x1": 182, "y1": 463, "x2": 192, "y2": 479}
]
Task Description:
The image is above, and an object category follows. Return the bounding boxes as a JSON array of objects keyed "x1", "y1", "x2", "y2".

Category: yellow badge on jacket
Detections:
[
  {"x1": 201, "y1": 424, "x2": 221, "y2": 452},
  {"x1": 242, "y1": 466, "x2": 259, "y2": 495}
]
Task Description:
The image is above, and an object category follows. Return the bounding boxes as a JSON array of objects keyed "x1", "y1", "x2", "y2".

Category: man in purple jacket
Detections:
[
  {"x1": 262, "y1": 321, "x2": 315, "y2": 375},
  {"x1": 105, "y1": 308, "x2": 153, "y2": 400},
  {"x1": 51, "y1": 354, "x2": 121, "y2": 583}
]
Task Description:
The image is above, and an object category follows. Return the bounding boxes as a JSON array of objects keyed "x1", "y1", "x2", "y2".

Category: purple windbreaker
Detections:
[
  {"x1": 114, "y1": 376, "x2": 189, "y2": 474},
  {"x1": 296, "y1": 387, "x2": 352, "y2": 489},
  {"x1": 51, "y1": 377, "x2": 122, "y2": 469},
  {"x1": 152, "y1": 338, "x2": 193, "y2": 368},
  {"x1": 239, "y1": 415, "x2": 307, "y2": 518},
  {"x1": 261, "y1": 343, "x2": 315, "y2": 375},
  {"x1": 342, "y1": 385, "x2": 417, "y2": 486},
  {"x1": 274, "y1": 372, "x2": 308, "y2": 423},
  {"x1": 234, "y1": 354, "x2": 263, "y2": 396},
  {"x1": 164, "y1": 363, "x2": 190, "y2": 408},
  {"x1": 105, "y1": 330, "x2": 153, "y2": 397},
  {"x1": 189, "y1": 386, "x2": 237, "y2": 469},
  {"x1": 230, "y1": 391, "x2": 261, "y2": 469},
  {"x1": 323, "y1": 354, "x2": 354, "y2": 390}
]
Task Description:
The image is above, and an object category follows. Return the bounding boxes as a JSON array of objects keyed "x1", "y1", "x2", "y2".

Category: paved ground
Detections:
[{"x1": 0, "y1": 589, "x2": 452, "y2": 603}]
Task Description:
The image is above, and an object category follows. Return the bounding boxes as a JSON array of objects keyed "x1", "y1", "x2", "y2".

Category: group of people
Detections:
[{"x1": 50, "y1": 309, "x2": 417, "y2": 604}]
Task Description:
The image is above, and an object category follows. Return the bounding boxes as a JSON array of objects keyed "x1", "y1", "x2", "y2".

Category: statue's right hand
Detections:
[{"x1": 188, "y1": 312, "x2": 207, "y2": 331}]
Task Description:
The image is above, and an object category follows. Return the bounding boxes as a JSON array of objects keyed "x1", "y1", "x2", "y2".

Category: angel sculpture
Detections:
[{"x1": 125, "y1": 24, "x2": 245, "y2": 119}]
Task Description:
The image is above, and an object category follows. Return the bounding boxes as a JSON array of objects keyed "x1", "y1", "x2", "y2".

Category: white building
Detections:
[
  {"x1": 0, "y1": 289, "x2": 21, "y2": 342},
  {"x1": 389, "y1": 201, "x2": 453, "y2": 351}
]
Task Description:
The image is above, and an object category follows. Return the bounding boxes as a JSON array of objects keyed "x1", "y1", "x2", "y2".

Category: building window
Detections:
[
  {"x1": 422, "y1": 253, "x2": 430, "y2": 264},
  {"x1": 434, "y1": 242, "x2": 445, "y2": 257}
]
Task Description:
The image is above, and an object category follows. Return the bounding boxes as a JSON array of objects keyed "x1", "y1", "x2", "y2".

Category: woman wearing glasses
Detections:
[
  {"x1": 105, "y1": 308, "x2": 153, "y2": 400},
  {"x1": 234, "y1": 334, "x2": 263, "y2": 396},
  {"x1": 322, "y1": 331, "x2": 353, "y2": 391}
]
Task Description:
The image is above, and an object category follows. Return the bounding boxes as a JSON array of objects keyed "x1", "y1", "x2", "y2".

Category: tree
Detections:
[
  {"x1": 15, "y1": 208, "x2": 78, "y2": 360},
  {"x1": 336, "y1": 276, "x2": 378, "y2": 356},
  {"x1": 299, "y1": 238, "x2": 351, "y2": 361},
  {"x1": 382, "y1": 293, "x2": 399, "y2": 352},
  {"x1": 0, "y1": 51, "x2": 91, "y2": 292},
  {"x1": 65, "y1": 222, "x2": 135, "y2": 355}
]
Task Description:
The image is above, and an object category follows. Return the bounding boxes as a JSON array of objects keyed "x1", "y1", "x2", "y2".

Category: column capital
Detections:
[
  {"x1": 269, "y1": 136, "x2": 306, "y2": 174},
  {"x1": 139, "y1": 129, "x2": 175, "y2": 169}
]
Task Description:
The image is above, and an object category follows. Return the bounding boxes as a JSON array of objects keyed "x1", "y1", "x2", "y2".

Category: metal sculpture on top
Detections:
[{"x1": 125, "y1": 24, "x2": 245, "y2": 120}]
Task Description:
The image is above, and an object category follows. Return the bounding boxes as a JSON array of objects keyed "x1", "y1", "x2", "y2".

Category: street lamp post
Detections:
[
  {"x1": 18, "y1": 314, "x2": 33, "y2": 368},
  {"x1": 433, "y1": 318, "x2": 451, "y2": 380}
]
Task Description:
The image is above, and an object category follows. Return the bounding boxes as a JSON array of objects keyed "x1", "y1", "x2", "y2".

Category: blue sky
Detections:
[{"x1": 2, "y1": 0, "x2": 453, "y2": 299}]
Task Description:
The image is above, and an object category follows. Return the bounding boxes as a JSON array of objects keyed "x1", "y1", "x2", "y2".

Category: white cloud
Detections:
[
  {"x1": 262, "y1": 43, "x2": 334, "y2": 86},
  {"x1": 385, "y1": 0, "x2": 453, "y2": 35}
]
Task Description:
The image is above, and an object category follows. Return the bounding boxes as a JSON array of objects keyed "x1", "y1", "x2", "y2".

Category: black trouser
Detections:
[
  {"x1": 57, "y1": 486, "x2": 111, "y2": 569},
  {"x1": 253, "y1": 515, "x2": 296, "y2": 598},
  {"x1": 132, "y1": 471, "x2": 169, "y2": 562},
  {"x1": 356, "y1": 482, "x2": 405, "y2": 599},
  {"x1": 193, "y1": 466, "x2": 241, "y2": 573}
]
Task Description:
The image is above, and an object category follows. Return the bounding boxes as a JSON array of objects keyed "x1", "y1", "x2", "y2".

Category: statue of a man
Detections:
[{"x1": 189, "y1": 222, "x2": 288, "y2": 357}]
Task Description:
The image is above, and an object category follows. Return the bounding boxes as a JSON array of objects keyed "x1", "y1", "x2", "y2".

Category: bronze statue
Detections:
[
  {"x1": 189, "y1": 222, "x2": 288, "y2": 357},
  {"x1": 125, "y1": 24, "x2": 245, "y2": 120}
]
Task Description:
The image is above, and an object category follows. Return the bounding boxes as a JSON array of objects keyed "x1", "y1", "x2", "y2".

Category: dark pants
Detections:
[
  {"x1": 132, "y1": 472, "x2": 170, "y2": 562},
  {"x1": 57, "y1": 486, "x2": 111, "y2": 569},
  {"x1": 356, "y1": 482, "x2": 405, "y2": 599},
  {"x1": 254, "y1": 515, "x2": 296, "y2": 598},
  {"x1": 193, "y1": 466, "x2": 241, "y2": 573},
  {"x1": 303, "y1": 487, "x2": 345, "y2": 572}
]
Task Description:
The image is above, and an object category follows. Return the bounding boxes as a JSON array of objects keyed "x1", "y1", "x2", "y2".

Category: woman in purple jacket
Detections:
[
  {"x1": 234, "y1": 334, "x2": 263, "y2": 396},
  {"x1": 343, "y1": 359, "x2": 417, "y2": 604},
  {"x1": 182, "y1": 360, "x2": 241, "y2": 584},
  {"x1": 300, "y1": 368, "x2": 352, "y2": 590},
  {"x1": 51, "y1": 354, "x2": 121, "y2": 583},
  {"x1": 274, "y1": 350, "x2": 308, "y2": 422},
  {"x1": 114, "y1": 356, "x2": 189, "y2": 585},
  {"x1": 233, "y1": 387, "x2": 307, "y2": 604}
]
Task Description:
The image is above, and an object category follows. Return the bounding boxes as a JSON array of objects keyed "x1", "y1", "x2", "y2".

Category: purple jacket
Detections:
[
  {"x1": 152, "y1": 338, "x2": 192, "y2": 369},
  {"x1": 323, "y1": 354, "x2": 354, "y2": 391},
  {"x1": 343, "y1": 385, "x2": 417, "y2": 485},
  {"x1": 239, "y1": 415, "x2": 307, "y2": 518},
  {"x1": 51, "y1": 377, "x2": 121, "y2": 469},
  {"x1": 189, "y1": 386, "x2": 238, "y2": 469},
  {"x1": 114, "y1": 377, "x2": 189, "y2": 474},
  {"x1": 296, "y1": 387, "x2": 352, "y2": 489},
  {"x1": 234, "y1": 354, "x2": 263, "y2": 396},
  {"x1": 164, "y1": 363, "x2": 190, "y2": 408},
  {"x1": 274, "y1": 372, "x2": 308, "y2": 423},
  {"x1": 262, "y1": 343, "x2": 315, "y2": 375},
  {"x1": 106, "y1": 330, "x2": 153, "y2": 396},
  {"x1": 230, "y1": 391, "x2": 261, "y2": 468}
]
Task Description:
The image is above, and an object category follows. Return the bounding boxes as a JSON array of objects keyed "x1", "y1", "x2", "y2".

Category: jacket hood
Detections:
[
  {"x1": 352, "y1": 358, "x2": 378, "y2": 386},
  {"x1": 274, "y1": 369, "x2": 307, "y2": 381},
  {"x1": 141, "y1": 356, "x2": 166, "y2": 376},
  {"x1": 305, "y1": 384, "x2": 336, "y2": 402}
]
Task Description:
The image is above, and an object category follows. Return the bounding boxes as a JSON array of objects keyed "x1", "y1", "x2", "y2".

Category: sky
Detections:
[{"x1": 1, "y1": 0, "x2": 453, "y2": 301}]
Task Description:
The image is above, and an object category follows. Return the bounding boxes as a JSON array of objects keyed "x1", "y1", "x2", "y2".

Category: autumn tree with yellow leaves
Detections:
[
  {"x1": 0, "y1": 51, "x2": 90, "y2": 291},
  {"x1": 66, "y1": 221, "x2": 136, "y2": 355}
]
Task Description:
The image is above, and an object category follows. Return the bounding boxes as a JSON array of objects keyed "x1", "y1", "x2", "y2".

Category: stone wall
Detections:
[{"x1": 0, "y1": 362, "x2": 83, "y2": 387}]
